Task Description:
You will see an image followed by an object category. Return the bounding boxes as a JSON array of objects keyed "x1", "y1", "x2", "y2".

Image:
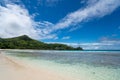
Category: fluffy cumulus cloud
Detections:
[
  {"x1": 0, "y1": 4, "x2": 57, "y2": 39},
  {"x1": 0, "y1": 0, "x2": 60, "y2": 39},
  {"x1": 0, "y1": 0, "x2": 120, "y2": 40},
  {"x1": 0, "y1": 4, "x2": 40, "y2": 39}
]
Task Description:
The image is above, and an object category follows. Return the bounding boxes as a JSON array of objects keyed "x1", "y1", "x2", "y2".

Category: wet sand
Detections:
[{"x1": 0, "y1": 53, "x2": 72, "y2": 80}]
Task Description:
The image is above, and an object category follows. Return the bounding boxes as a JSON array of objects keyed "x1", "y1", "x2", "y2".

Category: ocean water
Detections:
[{"x1": 4, "y1": 50, "x2": 120, "y2": 80}]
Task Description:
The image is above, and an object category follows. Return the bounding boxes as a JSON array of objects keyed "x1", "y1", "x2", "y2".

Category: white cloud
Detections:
[
  {"x1": 0, "y1": 4, "x2": 58, "y2": 39},
  {"x1": 35, "y1": 0, "x2": 120, "y2": 36},
  {"x1": 69, "y1": 25, "x2": 82, "y2": 32},
  {"x1": 0, "y1": 4, "x2": 39, "y2": 39},
  {"x1": 51, "y1": 0, "x2": 120, "y2": 31},
  {"x1": 80, "y1": 39, "x2": 120, "y2": 50},
  {"x1": 47, "y1": 38, "x2": 120, "y2": 50},
  {"x1": 0, "y1": 1, "x2": 39, "y2": 39},
  {"x1": 62, "y1": 36, "x2": 70, "y2": 40},
  {"x1": 0, "y1": 0, "x2": 120, "y2": 40}
]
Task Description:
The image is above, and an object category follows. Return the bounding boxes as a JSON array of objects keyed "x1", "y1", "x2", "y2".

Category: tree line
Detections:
[{"x1": 0, "y1": 35, "x2": 83, "y2": 50}]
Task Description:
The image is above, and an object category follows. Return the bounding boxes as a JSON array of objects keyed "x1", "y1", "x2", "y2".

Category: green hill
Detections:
[{"x1": 0, "y1": 35, "x2": 83, "y2": 50}]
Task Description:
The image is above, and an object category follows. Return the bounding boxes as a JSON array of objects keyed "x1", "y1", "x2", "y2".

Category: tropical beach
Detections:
[
  {"x1": 0, "y1": 50, "x2": 120, "y2": 80},
  {"x1": 0, "y1": 50, "x2": 73, "y2": 80},
  {"x1": 0, "y1": 0, "x2": 120, "y2": 80}
]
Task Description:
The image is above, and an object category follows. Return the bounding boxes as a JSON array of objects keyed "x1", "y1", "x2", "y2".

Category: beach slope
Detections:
[{"x1": 0, "y1": 53, "x2": 72, "y2": 80}]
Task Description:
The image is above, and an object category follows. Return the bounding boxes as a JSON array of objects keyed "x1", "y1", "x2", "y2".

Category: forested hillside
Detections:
[{"x1": 0, "y1": 35, "x2": 83, "y2": 50}]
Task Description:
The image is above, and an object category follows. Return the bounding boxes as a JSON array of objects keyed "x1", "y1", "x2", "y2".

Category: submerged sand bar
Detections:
[{"x1": 0, "y1": 53, "x2": 73, "y2": 80}]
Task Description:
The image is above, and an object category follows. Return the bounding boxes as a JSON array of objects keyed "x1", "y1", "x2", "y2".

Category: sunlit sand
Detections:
[{"x1": 0, "y1": 53, "x2": 72, "y2": 80}]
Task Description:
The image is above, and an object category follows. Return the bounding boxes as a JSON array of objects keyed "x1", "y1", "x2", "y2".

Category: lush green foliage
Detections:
[{"x1": 0, "y1": 35, "x2": 83, "y2": 50}]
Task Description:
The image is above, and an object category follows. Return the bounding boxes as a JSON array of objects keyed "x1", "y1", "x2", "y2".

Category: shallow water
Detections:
[{"x1": 4, "y1": 50, "x2": 120, "y2": 80}]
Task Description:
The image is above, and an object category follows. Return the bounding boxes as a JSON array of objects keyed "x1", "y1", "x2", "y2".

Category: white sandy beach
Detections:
[
  {"x1": 0, "y1": 50, "x2": 120, "y2": 80},
  {"x1": 0, "y1": 53, "x2": 73, "y2": 80}
]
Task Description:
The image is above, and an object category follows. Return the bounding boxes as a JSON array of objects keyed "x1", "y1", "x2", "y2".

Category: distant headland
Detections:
[{"x1": 0, "y1": 35, "x2": 83, "y2": 50}]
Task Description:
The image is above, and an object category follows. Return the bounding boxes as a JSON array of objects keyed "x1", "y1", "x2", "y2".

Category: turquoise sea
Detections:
[{"x1": 4, "y1": 50, "x2": 120, "y2": 80}]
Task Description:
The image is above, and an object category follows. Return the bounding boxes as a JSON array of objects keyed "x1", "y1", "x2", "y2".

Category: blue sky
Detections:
[{"x1": 0, "y1": 0, "x2": 120, "y2": 50}]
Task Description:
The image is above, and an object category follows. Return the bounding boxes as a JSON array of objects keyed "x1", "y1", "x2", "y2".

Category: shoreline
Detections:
[
  {"x1": 0, "y1": 52, "x2": 73, "y2": 80},
  {"x1": 1, "y1": 49, "x2": 120, "y2": 80}
]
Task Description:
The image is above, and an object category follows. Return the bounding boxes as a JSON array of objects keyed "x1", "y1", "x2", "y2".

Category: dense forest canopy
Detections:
[{"x1": 0, "y1": 35, "x2": 83, "y2": 50}]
